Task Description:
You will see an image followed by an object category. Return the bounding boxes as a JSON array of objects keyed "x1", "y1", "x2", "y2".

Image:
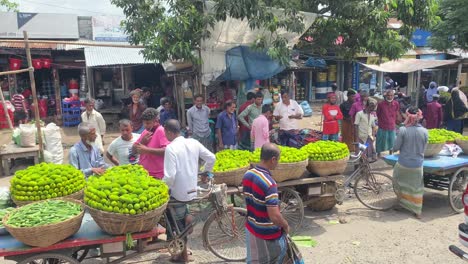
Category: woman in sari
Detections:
[
  {"x1": 392, "y1": 106, "x2": 428, "y2": 218},
  {"x1": 127, "y1": 90, "x2": 147, "y2": 134}
]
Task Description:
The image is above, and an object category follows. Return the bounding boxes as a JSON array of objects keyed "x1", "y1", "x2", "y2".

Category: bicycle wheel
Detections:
[
  {"x1": 202, "y1": 207, "x2": 247, "y2": 262},
  {"x1": 18, "y1": 253, "x2": 79, "y2": 264},
  {"x1": 449, "y1": 168, "x2": 468, "y2": 213},
  {"x1": 354, "y1": 171, "x2": 397, "y2": 211},
  {"x1": 279, "y1": 187, "x2": 304, "y2": 235}
]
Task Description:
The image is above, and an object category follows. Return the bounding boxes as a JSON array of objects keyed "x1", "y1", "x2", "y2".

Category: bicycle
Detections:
[
  {"x1": 154, "y1": 179, "x2": 247, "y2": 262},
  {"x1": 334, "y1": 143, "x2": 398, "y2": 211}
]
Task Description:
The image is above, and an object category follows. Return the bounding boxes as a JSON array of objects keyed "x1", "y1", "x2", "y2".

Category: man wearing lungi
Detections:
[
  {"x1": 242, "y1": 143, "x2": 290, "y2": 263},
  {"x1": 376, "y1": 89, "x2": 401, "y2": 158}
]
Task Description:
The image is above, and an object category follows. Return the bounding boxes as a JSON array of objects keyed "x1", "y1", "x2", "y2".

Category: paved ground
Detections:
[{"x1": 0, "y1": 105, "x2": 467, "y2": 263}]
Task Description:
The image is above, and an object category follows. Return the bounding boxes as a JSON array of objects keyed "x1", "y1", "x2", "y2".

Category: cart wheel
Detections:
[
  {"x1": 449, "y1": 168, "x2": 468, "y2": 213},
  {"x1": 279, "y1": 187, "x2": 304, "y2": 235},
  {"x1": 71, "y1": 248, "x2": 89, "y2": 262},
  {"x1": 168, "y1": 238, "x2": 185, "y2": 256},
  {"x1": 18, "y1": 253, "x2": 79, "y2": 264}
]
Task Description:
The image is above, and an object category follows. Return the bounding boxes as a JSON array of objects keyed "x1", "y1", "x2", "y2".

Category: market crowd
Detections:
[{"x1": 64, "y1": 81, "x2": 467, "y2": 262}]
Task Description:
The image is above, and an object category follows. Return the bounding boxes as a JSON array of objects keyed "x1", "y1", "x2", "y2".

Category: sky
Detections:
[{"x1": 13, "y1": 0, "x2": 124, "y2": 16}]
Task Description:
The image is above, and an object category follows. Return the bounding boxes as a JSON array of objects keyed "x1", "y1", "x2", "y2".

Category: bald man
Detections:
[{"x1": 242, "y1": 143, "x2": 290, "y2": 263}]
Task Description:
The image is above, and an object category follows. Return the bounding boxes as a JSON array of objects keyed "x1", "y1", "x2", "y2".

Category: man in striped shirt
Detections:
[{"x1": 242, "y1": 143, "x2": 290, "y2": 263}]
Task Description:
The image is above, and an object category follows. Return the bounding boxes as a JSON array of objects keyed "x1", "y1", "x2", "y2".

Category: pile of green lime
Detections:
[
  {"x1": 250, "y1": 146, "x2": 308, "y2": 163},
  {"x1": 302, "y1": 141, "x2": 349, "y2": 161},
  {"x1": 10, "y1": 163, "x2": 85, "y2": 202},
  {"x1": 84, "y1": 165, "x2": 169, "y2": 215},
  {"x1": 213, "y1": 150, "x2": 252, "y2": 172},
  {"x1": 428, "y1": 129, "x2": 462, "y2": 143}
]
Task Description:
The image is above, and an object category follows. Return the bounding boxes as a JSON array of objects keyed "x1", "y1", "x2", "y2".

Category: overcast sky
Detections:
[{"x1": 14, "y1": 0, "x2": 124, "y2": 16}]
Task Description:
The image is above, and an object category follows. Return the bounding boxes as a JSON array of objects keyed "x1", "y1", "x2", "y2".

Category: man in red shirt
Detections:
[
  {"x1": 238, "y1": 92, "x2": 255, "y2": 150},
  {"x1": 322, "y1": 93, "x2": 343, "y2": 141},
  {"x1": 425, "y1": 94, "x2": 443, "y2": 129},
  {"x1": 376, "y1": 89, "x2": 401, "y2": 157}
]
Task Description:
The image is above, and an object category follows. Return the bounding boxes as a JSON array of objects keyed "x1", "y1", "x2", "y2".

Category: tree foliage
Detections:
[
  {"x1": 430, "y1": 0, "x2": 468, "y2": 50},
  {"x1": 112, "y1": 0, "x2": 439, "y2": 65},
  {"x1": 0, "y1": 0, "x2": 18, "y2": 11}
]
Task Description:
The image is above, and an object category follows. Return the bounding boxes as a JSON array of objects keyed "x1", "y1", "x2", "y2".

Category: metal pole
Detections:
[
  {"x1": 23, "y1": 31, "x2": 44, "y2": 158},
  {"x1": 415, "y1": 70, "x2": 421, "y2": 107},
  {"x1": 457, "y1": 63, "x2": 463, "y2": 86}
]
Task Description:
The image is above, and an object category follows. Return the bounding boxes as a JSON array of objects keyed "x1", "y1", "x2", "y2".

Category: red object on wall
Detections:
[
  {"x1": 9, "y1": 58, "x2": 22, "y2": 70},
  {"x1": 32, "y1": 59, "x2": 43, "y2": 70},
  {"x1": 42, "y1": 58, "x2": 52, "y2": 69},
  {"x1": 38, "y1": 99, "x2": 48, "y2": 118}
]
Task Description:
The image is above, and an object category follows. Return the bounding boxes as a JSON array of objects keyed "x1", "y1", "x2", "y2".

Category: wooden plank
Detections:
[
  {"x1": 23, "y1": 31, "x2": 43, "y2": 160},
  {"x1": 227, "y1": 175, "x2": 344, "y2": 195},
  {"x1": 0, "y1": 68, "x2": 32, "y2": 77},
  {"x1": 0, "y1": 144, "x2": 39, "y2": 155}
]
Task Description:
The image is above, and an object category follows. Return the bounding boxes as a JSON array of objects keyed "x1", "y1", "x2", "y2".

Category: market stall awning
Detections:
[
  {"x1": 360, "y1": 58, "x2": 459, "y2": 73},
  {"x1": 200, "y1": 1, "x2": 317, "y2": 85},
  {"x1": 84, "y1": 47, "x2": 154, "y2": 67}
]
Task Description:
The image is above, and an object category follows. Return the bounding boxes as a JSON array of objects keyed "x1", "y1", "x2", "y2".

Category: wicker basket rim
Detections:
[
  {"x1": 308, "y1": 156, "x2": 350, "y2": 162},
  {"x1": 2, "y1": 198, "x2": 84, "y2": 230},
  {"x1": 11, "y1": 189, "x2": 84, "y2": 204},
  {"x1": 85, "y1": 201, "x2": 168, "y2": 219},
  {"x1": 213, "y1": 165, "x2": 250, "y2": 174},
  {"x1": 251, "y1": 159, "x2": 309, "y2": 165}
]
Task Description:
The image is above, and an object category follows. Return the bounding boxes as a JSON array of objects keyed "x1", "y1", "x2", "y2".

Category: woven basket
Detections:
[
  {"x1": 456, "y1": 139, "x2": 468, "y2": 154},
  {"x1": 307, "y1": 156, "x2": 349, "y2": 177},
  {"x1": 2, "y1": 198, "x2": 84, "y2": 247},
  {"x1": 87, "y1": 202, "x2": 168, "y2": 235},
  {"x1": 12, "y1": 189, "x2": 84, "y2": 207},
  {"x1": 252, "y1": 160, "x2": 308, "y2": 183},
  {"x1": 424, "y1": 143, "x2": 444, "y2": 157},
  {"x1": 213, "y1": 166, "x2": 249, "y2": 186}
]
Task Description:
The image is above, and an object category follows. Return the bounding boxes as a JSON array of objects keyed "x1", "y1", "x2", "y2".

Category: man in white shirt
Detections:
[
  {"x1": 106, "y1": 119, "x2": 139, "y2": 165},
  {"x1": 273, "y1": 89, "x2": 304, "y2": 131},
  {"x1": 81, "y1": 98, "x2": 106, "y2": 154},
  {"x1": 163, "y1": 119, "x2": 215, "y2": 263}
]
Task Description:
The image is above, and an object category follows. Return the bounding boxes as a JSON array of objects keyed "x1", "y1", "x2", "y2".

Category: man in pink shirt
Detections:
[
  {"x1": 133, "y1": 108, "x2": 170, "y2": 179},
  {"x1": 251, "y1": 104, "x2": 272, "y2": 149}
]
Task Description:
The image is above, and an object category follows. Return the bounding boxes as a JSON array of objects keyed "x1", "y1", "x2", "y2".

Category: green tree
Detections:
[
  {"x1": 430, "y1": 0, "x2": 468, "y2": 50},
  {"x1": 112, "y1": 0, "x2": 439, "y2": 65},
  {"x1": 0, "y1": 0, "x2": 18, "y2": 11}
]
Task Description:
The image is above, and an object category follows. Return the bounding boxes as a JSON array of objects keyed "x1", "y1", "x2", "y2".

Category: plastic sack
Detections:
[
  {"x1": 95, "y1": 99, "x2": 105, "y2": 111},
  {"x1": 0, "y1": 187, "x2": 12, "y2": 209},
  {"x1": 440, "y1": 143, "x2": 463, "y2": 158},
  {"x1": 44, "y1": 123, "x2": 64, "y2": 164},
  {"x1": 300, "y1": 101, "x2": 313, "y2": 117},
  {"x1": 12, "y1": 128, "x2": 21, "y2": 146},
  {"x1": 19, "y1": 124, "x2": 36, "y2": 147}
]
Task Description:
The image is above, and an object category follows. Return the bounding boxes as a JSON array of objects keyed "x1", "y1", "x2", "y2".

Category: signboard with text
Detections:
[
  {"x1": 92, "y1": 16, "x2": 128, "y2": 42},
  {"x1": 0, "y1": 12, "x2": 78, "y2": 39}
]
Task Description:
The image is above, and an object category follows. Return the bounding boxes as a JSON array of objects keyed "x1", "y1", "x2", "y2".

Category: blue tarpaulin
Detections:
[{"x1": 218, "y1": 46, "x2": 285, "y2": 81}]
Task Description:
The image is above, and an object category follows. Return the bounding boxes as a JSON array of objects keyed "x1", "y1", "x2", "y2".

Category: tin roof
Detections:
[{"x1": 84, "y1": 46, "x2": 155, "y2": 67}]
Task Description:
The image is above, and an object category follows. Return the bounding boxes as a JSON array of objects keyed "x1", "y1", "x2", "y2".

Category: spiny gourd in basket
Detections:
[
  {"x1": 428, "y1": 129, "x2": 462, "y2": 143},
  {"x1": 212, "y1": 150, "x2": 252, "y2": 186},
  {"x1": 212, "y1": 149, "x2": 252, "y2": 172},
  {"x1": 10, "y1": 163, "x2": 85, "y2": 204},
  {"x1": 251, "y1": 146, "x2": 309, "y2": 182},
  {"x1": 84, "y1": 165, "x2": 169, "y2": 215},
  {"x1": 302, "y1": 141, "x2": 349, "y2": 161},
  {"x1": 302, "y1": 141, "x2": 350, "y2": 176},
  {"x1": 250, "y1": 146, "x2": 308, "y2": 163}
]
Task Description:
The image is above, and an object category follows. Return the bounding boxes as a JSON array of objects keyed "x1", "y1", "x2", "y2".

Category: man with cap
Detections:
[
  {"x1": 340, "y1": 89, "x2": 357, "y2": 150},
  {"x1": 322, "y1": 92, "x2": 343, "y2": 141},
  {"x1": 425, "y1": 93, "x2": 443, "y2": 129},
  {"x1": 354, "y1": 98, "x2": 378, "y2": 161}
]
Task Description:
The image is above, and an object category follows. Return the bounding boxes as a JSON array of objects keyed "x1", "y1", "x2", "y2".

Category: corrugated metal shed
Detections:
[
  {"x1": 84, "y1": 46, "x2": 155, "y2": 67},
  {"x1": 360, "y1": 59, "x2": 459, "y2": 73}
]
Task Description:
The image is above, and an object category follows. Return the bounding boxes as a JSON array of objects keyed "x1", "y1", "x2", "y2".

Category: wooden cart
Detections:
[
  {"x1": 384, "y1": 154, "x2": 468, "y2": 213},
  {"x1": 227, "y1": 175, "x2": 344, "y2": 234},
  {"x1": 0, "y1": 214, "x2": 166, "y2": 264}
]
